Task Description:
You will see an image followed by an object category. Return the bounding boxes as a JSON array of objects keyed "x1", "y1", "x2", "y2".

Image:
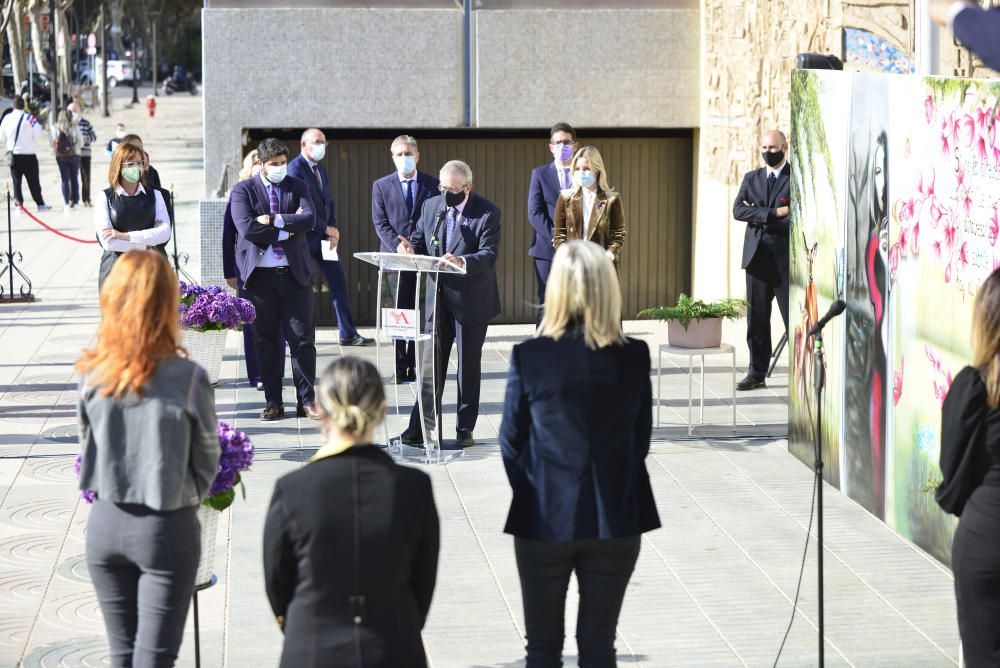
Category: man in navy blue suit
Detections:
[
  {"x1": 931, "y1": 0, "x2": 1000, "y2": 71},
  {"x1": 527, "y1": 122, "x2": 578, "y2": 322},
  {"x1": 397, "y1": 160, "x2": 501, "y2": 449},
  {"x1": 288, "y1": 128, "x2": 373, "y2": 347},
  {"x1": 230, "y1": 138, "x2": 319, "y2": 421},
  {"x1": 371, "y1": 135, "x2": 440, "y2": 382}
]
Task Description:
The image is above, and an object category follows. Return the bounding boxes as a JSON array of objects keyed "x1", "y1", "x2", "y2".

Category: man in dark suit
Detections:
[
  {"x1": 931, "y1": 0, "x2": 1000, "y2": 70},
  {"x1": 371, "y1": 135, "x2": 440, "y2": 382},
  {"x1": 732, "y1": 129, "x2": 791, "y2": 391},
  {"x1": 288, "y1": 128, "x2": 373, "y2": 348},
  {"x1": 230, "y1": 138, "x2": 320, "y2": 421},
  {"x1": 396, "y1": 160, "x2": 502, "y2": 448},
  {"x1": 527, "y1": 122, "x2": 578, "y2": 321}
]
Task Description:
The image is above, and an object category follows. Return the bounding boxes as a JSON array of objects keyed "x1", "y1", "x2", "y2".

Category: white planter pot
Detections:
[
  {"x1": 667, "y1": 318, "x2": 723, "y2": 349},
  {"x1": 183, "y1": 328, "x2": 228, "y2": 384},
  {"x1": 195, "y1": 504, "x2": 220, "y2": 587}
]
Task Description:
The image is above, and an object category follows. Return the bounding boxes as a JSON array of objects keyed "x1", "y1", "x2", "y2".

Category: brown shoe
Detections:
[
  {"x1": 297, "y1": 402, "x2": 321, "y2": 420},
  {"x1": 260, "y1": 403, "x2": 284, "y2": 421}
]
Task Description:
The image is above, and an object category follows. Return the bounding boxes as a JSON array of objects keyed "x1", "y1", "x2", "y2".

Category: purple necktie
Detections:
[
  {"x1": 561, "y1": 168, "x2": 570, "y2": 189},
  {"x1": 312, "y1": 164, "x2": 322, "y2": 188},
  {"x1": 268, "y1": 184, "x2": 285, "y2": 260},
  {"x1": 441, "y1": 207, "x2": 457, "y2": 253}
]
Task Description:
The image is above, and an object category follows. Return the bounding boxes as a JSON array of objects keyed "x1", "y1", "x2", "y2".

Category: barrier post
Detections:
[{"x1": 0, "y1": 182, "x2": 34, "y2": 302}]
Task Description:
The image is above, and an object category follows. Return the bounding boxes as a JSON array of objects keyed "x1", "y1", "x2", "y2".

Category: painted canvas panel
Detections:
[
  {"x1": 789, "y1": 70, "x2": 851, "y2": 488},
  {"x1": 886, "y1": 76, "x2": 1000, "y2": 563},
  {"x1": 843, "y1": 28, "x2": 915, "y2": 75}
]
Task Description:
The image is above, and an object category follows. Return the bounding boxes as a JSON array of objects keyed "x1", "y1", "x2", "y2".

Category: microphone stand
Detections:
[{"x1": 812, "y1": 329, "x2": 827, "y2": 667}]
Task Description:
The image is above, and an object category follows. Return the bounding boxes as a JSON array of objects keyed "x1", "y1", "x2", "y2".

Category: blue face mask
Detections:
[
  {"x1": 394, "y1": 155, "x2": 416, "y2": 175},
  {"x1": 576, "y1": 170, "x2": 596, "y2": 188}
]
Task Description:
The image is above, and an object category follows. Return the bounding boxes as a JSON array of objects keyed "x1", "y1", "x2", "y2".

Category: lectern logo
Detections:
[{"x1": 390, "y1": 310, "x2": 410, "y2": 325}]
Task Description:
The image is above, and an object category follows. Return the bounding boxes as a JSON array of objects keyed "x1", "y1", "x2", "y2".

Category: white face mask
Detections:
[
  {"x1": 251, "y1": 164, "x2": 261, "y2": 177},
  {"x1": 309, "y1": 142, "x2": 326, "y2": 161},
  {"x1": 393, "y1": 155, "x2": 416, "y2": 175},
  {"x1": 264, "y1": 164, "x2": 286, "y2": 184}
]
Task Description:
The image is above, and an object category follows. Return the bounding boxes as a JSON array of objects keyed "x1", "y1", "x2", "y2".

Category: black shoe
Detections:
[
  {"x1": 736, "y1": 376, "x2": 767, "y2": 391},
  {"x1": 395, "y1": 369, "x2": 415, "y2": 384},
  {"x1": 340, "y1": 334, "x2": 374, "y2": 346},
  {"x1": 454, "y1": 429, "x2": 475, "y2": 448},
  {"x1": 261, "y1": 403, "x2": 284, "y2": 421},
  {"x1": 399, "y1": 430, "x2": 422, "y2": 446}
]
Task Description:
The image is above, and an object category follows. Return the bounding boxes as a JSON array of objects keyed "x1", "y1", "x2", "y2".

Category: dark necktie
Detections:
[
  {"x1": 767, "y1": 172, "x2": 777, "y2": 201},
  {"x1": 441, "y1": 207, "x2": 457, "y2": 254},
  {"x1": 268, "y1": 184, "x2": 285, "y2": 259},
  {"x1": 404, "y1": 179, "x2": 414, "y2": 216},
  {"x1": 311, "y1": 164, "x2": 322, "y2": 188}
]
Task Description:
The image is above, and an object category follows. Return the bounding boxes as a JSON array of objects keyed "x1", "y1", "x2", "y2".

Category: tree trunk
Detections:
[
  {"x1": 108, "y1": 0, "x2": 123, "y2": 55},
  {"x1": 56, "y1": 6, "x2": 69, "y2": 86},
  {"x1": 26, "y1": 0, "x2": 49, "y2": 78},
  {"x1": 6, "y1": 0, "x2": 25, "y2": 93}
]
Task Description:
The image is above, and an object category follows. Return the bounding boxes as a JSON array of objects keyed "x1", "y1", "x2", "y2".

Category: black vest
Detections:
[{"x1": 97, "y1": 186, "x2": 166, "y2": 289}]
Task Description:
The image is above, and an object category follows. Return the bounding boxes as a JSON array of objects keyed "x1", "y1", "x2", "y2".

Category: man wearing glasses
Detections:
[
  {"x1": 528, "y1": 122, "x2": 578, "y2": 322},
  {"x1": 396, "y1": 160, "x2": 502, "y2": 448}
]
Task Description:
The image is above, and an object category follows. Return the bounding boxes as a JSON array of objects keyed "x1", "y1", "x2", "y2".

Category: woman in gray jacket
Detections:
[{"x1": 76, "y1": 250, "x2": 220, "y2": 667}]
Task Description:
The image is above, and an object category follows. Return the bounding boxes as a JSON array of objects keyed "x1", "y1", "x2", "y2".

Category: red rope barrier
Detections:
[{"x1": 18, "y1": 205, "x2": 99, "y2": 244}]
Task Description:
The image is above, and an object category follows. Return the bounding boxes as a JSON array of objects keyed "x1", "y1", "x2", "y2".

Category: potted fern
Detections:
[{"x1": 637, "y1": 293, "x2": 747, "y2": 348}]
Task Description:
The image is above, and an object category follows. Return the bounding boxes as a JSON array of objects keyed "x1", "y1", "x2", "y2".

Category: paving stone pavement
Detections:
[{"x1": 0, "y1": 89, "x2": 960, "y2": 667}]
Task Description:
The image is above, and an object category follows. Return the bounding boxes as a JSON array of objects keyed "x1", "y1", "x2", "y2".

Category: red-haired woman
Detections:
[{"x1": 76, "y1": 250, "x2": 220, "y2": 667}]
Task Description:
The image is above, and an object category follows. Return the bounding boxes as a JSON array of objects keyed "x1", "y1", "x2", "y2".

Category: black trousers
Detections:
[
  {"x1": 407, "y1": 296, "x2": 488, "y2": 435},
  {"x1": 394, "y1": 270, "x2": 417, "y2": 374},
  {"x1": 245, "y1": 267, "x2": 316, "y2": 406},
  {"x1": 745, "y1": 239, "x2": 789, "y2": 378},
  {"x1": 953, "y1": 490, "x2": 1000, "y2": 667},
  {"x1": 514, "y1": 536, "x2": 641, "y2": 668},
  {"x1": 86, "y1": 501, "x2": 200, "y2": 668},
  {"x1": 534, "y1": 258, "x2": 552, "y2": 325},
  {"x1": 309, "y1": 245, "x2": 359, "y2": 341},
  {"x1": 9, "y1": 153, "x2": 45, "y2": 206},
  {"x1": 81, "y1": 155, "x2": 92, "y2": 204}
]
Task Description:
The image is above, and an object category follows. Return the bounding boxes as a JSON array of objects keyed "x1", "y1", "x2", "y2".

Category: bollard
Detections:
[{"x1": 0, "y1": 182, "x2": 34, "y2": 302}]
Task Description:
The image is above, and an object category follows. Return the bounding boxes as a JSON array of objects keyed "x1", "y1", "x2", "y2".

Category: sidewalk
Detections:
[{"x1": 0, "y1": 88, "x2": 959, "y2": 667}]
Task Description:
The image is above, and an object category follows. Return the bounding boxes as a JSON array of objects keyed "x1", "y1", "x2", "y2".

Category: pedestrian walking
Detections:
[
  {"x1": 263, "y1": 357, "x2": 439, "y2": 668},
  {"x1": 68, "y1": 102, "x2": 97, "y2": 207},
  {"x1": 0, "y1": 96, "x2": 50, "y2": 211},
  {"x1": 76, "y1": 250, "x2": 220, "y2": 668},
  {"x1": 500, "y1": 240, "x2": 660, "y2": 667},
  {"x1": 51, "y1": 110, "x2": 83, "y2": 211}
]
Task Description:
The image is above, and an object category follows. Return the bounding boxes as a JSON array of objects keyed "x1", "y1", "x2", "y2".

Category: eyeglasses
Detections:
[
  {"x1": 122, "y1": 161, "x2": 143, "y2": 169},
  {"x1": 550, "y1": 139, "x2": 574, "y2": 146},
  {"x1": 439, "y1": 185, "x2": 466, "y2": 194}
]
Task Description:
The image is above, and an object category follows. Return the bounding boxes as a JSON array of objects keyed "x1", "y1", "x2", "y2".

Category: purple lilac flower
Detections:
[
  {"x1": 179, "y1": 283, "x2": 257, "y2": 330},
  {"x1": 237, "y1": 298, "x2": 256, "y2": 325},
  {"x1": 209, "y1": 421, "x2": 255, "y2": 497},
  {"x1": 74, "y1": 452, "x2": 97, "y2": 503}
]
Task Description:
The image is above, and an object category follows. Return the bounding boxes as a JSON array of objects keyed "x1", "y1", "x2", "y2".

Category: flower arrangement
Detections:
[
  {"x1": 637, "y1": 293, "x2": 748, "y2": 330},
  {"x1": 75, "y1": 420, "x2": 254, "y2": 510},
  {"x1": 178, "y1": 281, "x2": 256, "y2": 332}
]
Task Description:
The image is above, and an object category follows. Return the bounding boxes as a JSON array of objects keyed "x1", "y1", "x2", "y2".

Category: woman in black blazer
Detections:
[
  {"x1": 500, "y1": 240, "x2": 660, "y2": 668},
  {"x1": 938, "y1": 268, "x2": 1000, "y2": 667},
  {"x1": 263, "y1": 357, "x2": 440, "y2": 668}
]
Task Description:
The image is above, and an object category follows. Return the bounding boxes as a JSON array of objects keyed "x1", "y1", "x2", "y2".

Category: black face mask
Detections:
[
  {"x1": 444, "y1": 189, "x2": 466, "y2": 208},
  {"x1": 762, "y1": 150, "x2": 785, "y2": 168}
]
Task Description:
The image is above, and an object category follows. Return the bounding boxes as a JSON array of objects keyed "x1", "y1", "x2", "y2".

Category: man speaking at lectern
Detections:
[{"x1": 397, "y1": 160, "x2": 502, "y2": 448}]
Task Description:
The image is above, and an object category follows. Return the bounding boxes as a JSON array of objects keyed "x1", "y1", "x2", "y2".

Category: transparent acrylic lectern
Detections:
[{"x1": 354, "y1": 252, "x2": 467, "y2": 464}]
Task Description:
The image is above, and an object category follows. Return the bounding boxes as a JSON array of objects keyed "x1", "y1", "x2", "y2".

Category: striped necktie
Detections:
[
  {"x1": 441, "y1": 207, "x2": 457, "y2": 254},
  {"x1": 268, "y1": 184, "x2": 285, "y2": 260}
]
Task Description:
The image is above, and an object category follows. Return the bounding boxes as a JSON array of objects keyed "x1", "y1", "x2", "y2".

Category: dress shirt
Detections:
[
  {"x1": 766, "y1": 162, "x2": 786, "y2": 180},
  {"x1": 255, "y1": 172, "x2": 290, "y2": 268},
  {"x1": 94, "y1": 183, "x2": 171, "y2": 252},
  {"x1": 948, "y1": 0, "x2": 973, "y2": 28},
  {"x1": 0, "y1": 109, "x2": 43, "y2": 154},
  {"x1": 582, "y1": 186, "x2": 597, "y2": 239}
]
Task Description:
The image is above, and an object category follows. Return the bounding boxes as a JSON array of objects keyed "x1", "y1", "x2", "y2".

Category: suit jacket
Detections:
[
  {"x1": 372, "y1": 170, "x2": 440, "y2": 253},
  {"x1": 263, "y1": 446, "x2": 439, "y2": 668},
  {"x1": 732, "y1": 163, "x2": 791, "y2": 270},
  {"x1": 287, "y1": 154, "x2": 334, "y2": 252},
  {"x1": 499, "y1": 333, "x2": 661, "y2": 541},
  {"x1": 229, "y1": 175, "x2": 316, "y2": 287},
  {"x1": 409, "y1": 192, "x2": 502, "y2": 326},
  {"x1": 527, "y1": 162, "x2": 564, "y2": 260},
  {"x1": 552, "y1": 188, "x2": 627, "y2": 270},
  {"x1": 954, "y1": 6, "x2": 1000, "y2": 72}
]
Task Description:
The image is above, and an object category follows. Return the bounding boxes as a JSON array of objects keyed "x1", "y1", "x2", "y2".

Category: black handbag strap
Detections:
[{"x1": 11, "y1": 113, "x2": 24, "y2": 148}]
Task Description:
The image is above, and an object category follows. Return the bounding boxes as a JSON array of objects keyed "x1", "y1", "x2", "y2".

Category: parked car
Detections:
[
  {"x1": 78, "y1": 58, "x2": 139, "y2": 88},
  {"x1": 1, "y1": 64, "x2": 51, "y2": 104}
]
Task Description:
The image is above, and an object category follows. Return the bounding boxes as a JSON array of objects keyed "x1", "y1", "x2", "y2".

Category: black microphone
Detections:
[
  {"x1": 431, "y1": 210, "x2": 446, "y2": 247},
  {"x1": 808, "y1": 299, "x2": 846, "y2": 337}
]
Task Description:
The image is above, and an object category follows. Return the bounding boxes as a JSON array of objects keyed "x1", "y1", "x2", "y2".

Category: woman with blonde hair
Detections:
[
  {"x1": 938, "y1": 267, "x2": 1000, "y2": 666},
  {"x1": 500, "y1": 240, "x2": 659, "y2": 667},
  {"x1": 94, "y1": 142, "x2": 171, "y2": 288},
  {"x1": 263, "y1": 357, "x2": 440, "y2": 667},
  {"x1": 77, "y1": 250, "x2": 220, "y2": 667},
  {"x1": 552, "y1": 145, "x2": 627, "y2": 273}
]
